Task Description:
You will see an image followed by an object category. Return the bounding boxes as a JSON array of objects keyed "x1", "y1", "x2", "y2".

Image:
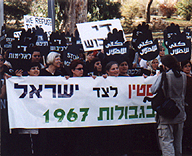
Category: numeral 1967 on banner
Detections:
[{"x1": 43, "y1": 108, "x2": 89, "y2": 123}]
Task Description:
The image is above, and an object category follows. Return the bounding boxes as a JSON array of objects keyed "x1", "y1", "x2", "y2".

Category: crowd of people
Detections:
[{"x1": 0, "y1": 42, "x2": 192, "y2": 155}]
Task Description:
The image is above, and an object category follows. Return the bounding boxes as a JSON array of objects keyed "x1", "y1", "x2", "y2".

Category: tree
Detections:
[
  {"x1": 30, "y1": 0, "x2": 48, "y2": 17},
  {"x1": 159, "y1": 3, "x2": 177, "y2": 18},
  {"x1": 120, "y1": 1, "x2": 139, "y2": 33},
  {"x1": 4, "y1": 0, "x2": 32, "y2": 29},
  {"x1": 176, "y1": 0, "x2": 192, "y2": 21},
  {"x1": 87, "y1": 0, "x2": 121, "y2": 21},
  {"x1": 146, "y1": 0, "x2": 153, "y2": 23},
  {"x1": 55, "y1": 0, "x2": 87, "y2": 35}
]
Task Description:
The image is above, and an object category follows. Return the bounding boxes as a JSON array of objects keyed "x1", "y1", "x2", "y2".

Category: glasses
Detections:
[
  {"x1": 75, "y1": 68, "x2": 83, "y2": 71},
  {"x1": 33, "y1": 55, "x2": 41, "y2": 58},
  {"x1": 0, "y1": 59, "x2": 4, "y2": 62},
  {"x1": 95, "y1": 62, "x2": 101, "y2": 65}
]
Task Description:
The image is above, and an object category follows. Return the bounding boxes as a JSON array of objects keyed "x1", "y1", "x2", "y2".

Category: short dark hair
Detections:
[
  {"x1": 161, "y1": 55, "x2": 180, "y2": 70},
  {"x1": 161, "y1": 55, "x2": 182, "y2": 77},
  {"x1": 91, "y1": 57, "x2": 101, "y2": 66},
  {"x1": 31, "y1": 46, "x2": 41, "y2": 54},
  {"x1": 69, "y1": 59, "x2": 84, "y2": 71},
  {"x1": 27, "y1": 62, "x2": 41, "y2": 71},
  {"x1": 105, "y1": 61, "x2": 118, "y2": 72},
  {"x1": 181, "y1": 59, "x2": 191, "y2": 69}
]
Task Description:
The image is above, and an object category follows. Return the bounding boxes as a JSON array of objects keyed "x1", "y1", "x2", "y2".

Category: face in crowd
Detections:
[
  {"x1": 70, "y1": 60, "x2": 84, "y2": 77},
  {"x1": 159, "y1": 47, "x2": 165, "y2": 58},
  {"x1": 27, "y1": 62, "x2": 41, "y2": 76},
  {"x1": 31, "y1": 51, "x2": 41, "y2": 63},
  {"x1": 182, "y1": 62, "x2": 191, "y2": 75},
  {"x1": 106, "y1": 61, "x2": 119, "y2": 77},
  {"x1": 86, "y1": 52, "x2": 94, "y2": 62},
  {"x1": 72, "y1": 64, "x2": 84, "y2": 77},
  {"x1": 151, "y1": 59, "x2": 159, "y2": 70},
  {"x1": 53, "y1": 56, "x2": 61, "y2": 68},
  {"x1": 46, "y1": 52, "x2": 61, "y2": 69},
  {"x1": 119, "y1": 61, "x2": 128, "y2": 75},
  {"x1": 28, "y1": 66, "x2": 40, "y2": 76},
  {"x1": 94, "y1": 61, "x2": 102, "y2": 72}
]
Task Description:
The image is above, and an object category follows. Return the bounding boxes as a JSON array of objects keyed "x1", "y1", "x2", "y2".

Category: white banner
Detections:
[
  {"x1": 77, "y1": 19, "x2": 125, "y2": 51},
  {"x1": 24, "y1": 15, "x2": 52, "y2": 36},
  {"x1": 6, "y1": 76, "x2": 157, "y2": 129}
]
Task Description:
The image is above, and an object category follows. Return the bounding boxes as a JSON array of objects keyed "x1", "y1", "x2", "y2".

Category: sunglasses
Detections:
[
  {"x1": 75, "y1": 68, "x2": 83, "y2": 71},
  {"x1": 95, "y1": 62, "x2": 101, "y2": 66}
]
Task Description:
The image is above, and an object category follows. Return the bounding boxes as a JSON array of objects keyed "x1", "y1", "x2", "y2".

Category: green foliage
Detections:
[
  {"x1": 176, "y1": 0, "x2": 192, "y2": 21},
  {"x1": 30, "y1": 0, "x2": 48, "y2": 17},
  {"x1": 120, "y1": 1, "x2": 139, "y2": 33},
  {"x1": 87, "y1": 0, "x2": 121, "y2": 21},
  {"x1": 4, "y1": 0, "x2": 32, "y2": 28},
  {"x1": 159, "y1": 3, "x2": 177, "y2": 18},
  {"x1": 121, "y1": 1, "x2": 139, "y2": 20},
  {"x1": 55, "y1": 0, "x2": 69, "y2": 32}
]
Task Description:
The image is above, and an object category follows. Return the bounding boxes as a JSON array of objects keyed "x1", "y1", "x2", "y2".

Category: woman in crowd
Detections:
[
  {"x1": 90, "y1": 57, "x2": 103, "y2": 76},
  {"x1": 147, "y1": 58, "x2": 159, "y2": 76},
  {"x1": 181, "y1": 59, "x2": 192, "y2": 152},
  {"x1": 70, "y1": 59, "x2": 84, "y2": 77},
  {"x1": 15, "y1": 62, "x2": 41, "y2": 155},
  {"x1": 0, "y1": 54, "x2": 11, "y2": 155},
  {"x1": 118, "y1": 59, "x2": 129, "y2": 76},
  {"x1": 181, "y1": 60, "x2": 192, "y2": 77},
  {"x1": 84, "y1": 51, "x2": 95, "y2": 76},
  {"x1": 27, "y1": 62, "x2": 41, "y2": 76},
  {"x1": 40, "y1": 51, "x2": 62, "y2": 76},
  {"x1": 151, "y1": 55, "x2": 187, "y2": 156},
  {"x1": 105, "y1": 61, "x2": 119, "y2": 77}
]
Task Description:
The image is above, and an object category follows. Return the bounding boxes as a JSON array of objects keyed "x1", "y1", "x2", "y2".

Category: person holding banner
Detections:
[
  {"x1": 40, "y1": 51, "x2": 62, "y2": 76},
  {"x1": 181, "y1": 59, "x2": 192, "y2": 153},
  {"x1": 0, "y1": 54, "x2": 14, "y2": 155},
  {"x1": 90, "y1": 57, "x2": 103, "y2": 76},
  {"x1": 151, "y1": 55, "x2": 187, "y2": 156},
  {"x1": 105, "y1": 61, "x2": 119, "y2": 77},
  {"x1": 69, "y1": 59, "x2": 84, "y2": 77},
  {"x1": 118, "y1": 59, "x2": 129, "y2": 76}
]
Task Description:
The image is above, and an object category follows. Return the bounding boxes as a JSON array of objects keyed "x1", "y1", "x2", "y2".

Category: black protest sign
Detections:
[
  {"x1": 128, "y1": 68, "x2": 151, "y2": 76},
  {"x1": 132, "y1": 22, "x2": 159, "y2": 61},
  {"x1": 1, "y1": 28, "x2": 15, "y2": 50},
  {"x1": 164, "y1": 23, "x2": 191, "y2": 62},
  {"x1": 64, "y1": 31, "x2": 74, "y2": 46},
  {"x1": 103, "y1": 28, "x2": 129, "y2": 63},
  {"x1": 0, "y1": 24, "x2": 6, "y2": 42},
  {"x1": 33, "y1": 26, "x2": 49, "y2": 57},
  {"x1": 49, "y1": 31, "x2": 67, "y2": 53},
  {"x1": 8, "y1": 29, "x2": 37, "y2": 71},
  {"x1": 62, "y1": 36, "x2": 81, "y2": 75},
  {"x1": 163, "y1": 23, "x2": 180, "y2": 49},
  {"x1": 132, "y1": 24, "x2": 143, "y2": 50},
  {"x1": 75, "y1": 29, "x2": 82, "y2": 45}
]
